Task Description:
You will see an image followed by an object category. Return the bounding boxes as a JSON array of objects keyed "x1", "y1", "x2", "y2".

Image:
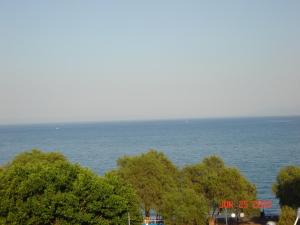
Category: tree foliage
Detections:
[
  {"x1": 277, "y1": 206, "x2": 296, "y2": 225},
  {"x1": 115, "y1": 150, "x2": 210, "y2": 225},
  {"x1": 0, "y1": 150, "x2": 141, "y2": 225},
  {"x1": 161, "y1": 188, "x2": 208, "y2": 225},
  {"x1": 115, "y1": 150, "x2": 179, "y2": 216},
  {"x1": 183, "y1": 156, "x2": 257, "y2": 217},
  {"x1": 273, "y1": 166, "x2": 300, "y2": 209},
  {"x1": 116, "y1": 152, "x2": 257, "y2": 224},
  {"x1": 0, "y1": 149, "x2": 258, "y2": 225}
]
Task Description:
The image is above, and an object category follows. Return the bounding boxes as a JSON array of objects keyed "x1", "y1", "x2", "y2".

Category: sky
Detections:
[{"x1": 0, "y1": 1, "x2": 300, "y2": 124}]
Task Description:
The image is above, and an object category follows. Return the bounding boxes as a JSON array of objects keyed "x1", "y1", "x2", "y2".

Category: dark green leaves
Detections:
[
  {"x1": 183, "y1": 155, "x2": 257, "y2": 217},
  {"x1": 116, "y1": 150, "x2": 179, "y2": 215},
  {"x1": 0, "y1": 150, "x2": 141, "y2": 225},
  {"x1": 273, "y1": 166, "x2": 300, "y2": 209}
]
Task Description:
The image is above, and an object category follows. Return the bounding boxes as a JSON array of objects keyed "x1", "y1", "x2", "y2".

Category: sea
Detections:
[{"x1": 1, "y1": 116, "x2": 300, "y2": 215}]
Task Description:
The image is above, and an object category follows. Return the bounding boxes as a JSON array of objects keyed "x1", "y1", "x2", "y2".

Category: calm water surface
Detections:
[{"x1": 1, "y1": 116, "x2": 300, "y2": 214}]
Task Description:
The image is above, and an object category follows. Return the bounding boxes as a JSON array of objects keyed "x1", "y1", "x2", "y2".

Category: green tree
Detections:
[
  {"x1": 183, "y1": 156, "x2": 257, "y2": 220},
  {"x1": 273, "y1": 166, "x2": 300, "y2": 208},
  {"x1": 0, "y1": 150, "x2": 141, "y2": 225},
  {"x1": 161, "y1": 188, "x2": 208, "y2": 225},
  {"x1": 278, "y1": 206, "x2": 296, "y2": 225},
  {"x1": 115, "y1": 150, "x2": 210, "y2": 225},
  {"x1": 115, "y1": 150, "x2": 179, "y2": 217}
]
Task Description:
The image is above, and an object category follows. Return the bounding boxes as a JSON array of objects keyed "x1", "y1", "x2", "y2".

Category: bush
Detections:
[
  {"x1": 278, "y1": 206, "x2": 296, "y2": 225},
  {"x1": 0, "y1": 150, "x2": 141, "y2": 225}
]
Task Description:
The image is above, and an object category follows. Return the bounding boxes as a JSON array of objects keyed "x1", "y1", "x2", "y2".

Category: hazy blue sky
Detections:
[{"x1": 1, "y1": 1, "x2": 300, "y2": 124}]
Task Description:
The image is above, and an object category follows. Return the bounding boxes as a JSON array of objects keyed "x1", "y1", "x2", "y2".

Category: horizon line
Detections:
[{"x1": 1, "y1": 114, "x2": 300, "y2": 127}]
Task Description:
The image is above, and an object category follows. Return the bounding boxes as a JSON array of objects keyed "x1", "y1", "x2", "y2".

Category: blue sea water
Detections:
[{"x1": 1, "y1": 116, "x2": 300, "y2": 214}]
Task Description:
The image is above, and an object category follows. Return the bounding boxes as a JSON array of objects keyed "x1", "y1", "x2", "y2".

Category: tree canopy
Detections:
[
  {"x1": 115, "y1": 151, "x2": 256, "y2": 225},
  {"x1": 273, "y1": 165, "x2": 300, "y2": 208},
  {"x1": 115, "y1": 150, "x2": 179, "y2": 216},
  {"x1": 183, "y1": 156, "x2": 257, "y2": 218},
  {"x1": 115, "y1": 150, "x2": 210, "y2": 225},
  {"x1": 160, "y1": 187, "x2": 208, "y2": 225},
  {"x1": 0, "y1": 149, "x2": 259, "y2": 225},
  {"x1": 0, "y1": 150, "x2": 141, "y2": 225}
]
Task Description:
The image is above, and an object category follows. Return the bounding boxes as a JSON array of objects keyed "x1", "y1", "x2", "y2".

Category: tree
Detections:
[
  {"x1": 160, "y1": 188, "x2": 208, "y2": 225},
  {"x1": 277, "y1": 206, "x2": 296, "y2": 225},
  {"x1": 273, "y1": 166, "x2": 300, "y2": 209},
  {"x1": 115, "y1": 150, "x2": 210, "y2": 225},
  {"x1": 183, "y1": 156, "x2": 257, "y2": 220},
  {"x1": 115, "y1": 150, "x2": 179, "y2": 217},
  {"x1": 0, "y1": 150, "x2": 141, "y2": 225}
]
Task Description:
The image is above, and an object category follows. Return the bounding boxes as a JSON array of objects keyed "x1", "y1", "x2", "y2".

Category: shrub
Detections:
[{"x1": 278, "y1": 206, "x2": 296, "y2": 225}]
